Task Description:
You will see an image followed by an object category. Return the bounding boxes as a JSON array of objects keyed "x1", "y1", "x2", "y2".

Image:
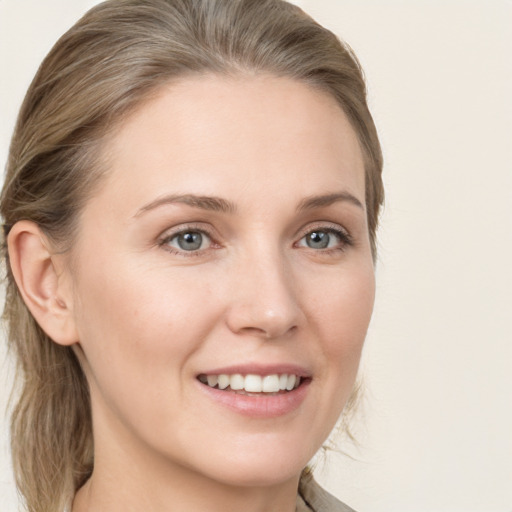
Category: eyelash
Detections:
[{"x1": 158, "y1": 223, "x2": 353, "y2": 257}]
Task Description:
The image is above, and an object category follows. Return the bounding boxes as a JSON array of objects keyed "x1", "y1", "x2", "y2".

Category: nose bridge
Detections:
[{"x1": 226, "y1": 239, "x2": 301, "y2": 339}]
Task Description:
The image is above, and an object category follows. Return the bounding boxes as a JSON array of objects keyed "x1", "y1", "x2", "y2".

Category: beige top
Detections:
[{"x1": 296, "y1": 472, "x2": 356, "y2": 512}]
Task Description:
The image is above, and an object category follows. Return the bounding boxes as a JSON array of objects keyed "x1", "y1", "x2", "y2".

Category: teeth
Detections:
[
  {"x1": 286, "y1": 374, "x2": 296, "y2": 391},
  {"x1": 200, "y1": 373, "x2": 302, "y2": 393},
  {"x1": 217, "y1": 374, "x2": 230, "y2": 389},
  {"x1": 245, "y1": 374, "x2": 263, "y2": 392},
  {"x1": 262, "y1": 374, "x2": 280, "y2": 393},
  {"x1": 207, "y1": 375, "x2": 218, "y2": 387},
  {"x1": 230, "y1": 374, "x2": 244, "y2": 390}
]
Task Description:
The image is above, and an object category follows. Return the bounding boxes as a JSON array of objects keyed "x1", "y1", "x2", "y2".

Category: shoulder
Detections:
[{"x1": 297, "y1": 471, "x2": 357, "y2": 512}]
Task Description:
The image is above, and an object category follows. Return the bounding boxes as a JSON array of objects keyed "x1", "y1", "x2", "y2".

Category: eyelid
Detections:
[{"x1": 296, "y1": 221, "x2": 351, "y2": 238}]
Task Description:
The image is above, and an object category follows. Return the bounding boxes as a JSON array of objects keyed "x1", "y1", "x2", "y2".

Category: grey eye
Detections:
[
  {"x1": 171, "y1": 231, "x2": 208, "y2": 251},
  {"x1": 298, "y1": 229, "x2": 347, "y2": 250},
  {"x1": 305, "y1": 231, "x2": 331, "y2": 249}
]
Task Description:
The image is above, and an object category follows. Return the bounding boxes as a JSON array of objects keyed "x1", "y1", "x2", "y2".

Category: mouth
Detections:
[{"x1": 197, "y1": 373, "x2": 305, "y2": 395}]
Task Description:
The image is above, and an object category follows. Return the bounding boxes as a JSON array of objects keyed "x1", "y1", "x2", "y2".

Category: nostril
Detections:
[{"x1": 237, "y1": 324, "x2": 297, "y2": 340}]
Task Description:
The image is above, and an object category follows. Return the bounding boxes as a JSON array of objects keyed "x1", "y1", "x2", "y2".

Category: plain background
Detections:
[{"x1": 1, "y1": 1, "x2": 511, "y2": 511}]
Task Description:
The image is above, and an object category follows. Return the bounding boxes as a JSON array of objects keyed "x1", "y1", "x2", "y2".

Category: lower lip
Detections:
[{"x1": 197, "y1": 380, "x2": 311, "y2": 418}]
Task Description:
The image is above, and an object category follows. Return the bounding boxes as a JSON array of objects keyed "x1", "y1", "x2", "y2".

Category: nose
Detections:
[{"x1": 225, "y1": 250, "x2": 303, "y2": 340}]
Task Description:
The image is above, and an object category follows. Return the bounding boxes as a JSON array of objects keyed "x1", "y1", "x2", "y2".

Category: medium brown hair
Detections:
[{"x1": 1, "y1": 1, "x2": 383, "y2": 510}]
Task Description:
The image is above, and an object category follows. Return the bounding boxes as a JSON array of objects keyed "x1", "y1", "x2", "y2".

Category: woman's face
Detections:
[{"x1": 67, "y1": 75, "x2": 375, "y2": 487}]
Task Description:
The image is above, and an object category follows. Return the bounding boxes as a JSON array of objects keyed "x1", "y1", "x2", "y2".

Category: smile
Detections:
[{"x1": 198, "y1": 373, "x2": 302, "y2": 394}]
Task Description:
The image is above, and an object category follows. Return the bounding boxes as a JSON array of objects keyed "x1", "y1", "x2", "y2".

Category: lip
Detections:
[
  {"x1": 198, "y1": 363, "x2": 311, "y2": 378},
  {"x1": 196, "y1": 363, "x2": 312, "y2": 418}
]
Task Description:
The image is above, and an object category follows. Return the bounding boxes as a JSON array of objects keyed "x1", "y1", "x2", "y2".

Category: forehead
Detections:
[{"x1": 96, "y1": 74, "x2": 365, "y2": 213}]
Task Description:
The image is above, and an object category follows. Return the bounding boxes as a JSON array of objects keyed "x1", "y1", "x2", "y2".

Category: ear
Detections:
[{"x1": 7, "y1": 220, "x2": 78, "y2": 346}]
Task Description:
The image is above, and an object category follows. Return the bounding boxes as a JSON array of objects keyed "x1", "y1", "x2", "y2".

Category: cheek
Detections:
[
  {"x1": 313, "y1": 260, "x2": 374, "y2": 342},
  {"x1": 74, "y1": 251, "x2": 202, "y2": 336},
  {"x1": 70, "y1": 257, "x2": 217, "y2": 396},
  {"x1": 291, "y1": 261, "x2": 374, "y2": 453},
  {"x1": 70, "y1": 261, "x2": 223, "y2": 447},
  {"x1": 309, "y1": 261, "x2": 375, "y2": 385}
]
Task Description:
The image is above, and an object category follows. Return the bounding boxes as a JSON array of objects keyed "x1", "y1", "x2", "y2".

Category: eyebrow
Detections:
[
  {"x1": 135, "y1": 194, "x2": 237, "y2": 217},
  {"x1": 296, "y1": 192, "x2": 364, "y2": 211},
  {"x1": 135, "y1": 190, "x2": 363, "y2": 218}
]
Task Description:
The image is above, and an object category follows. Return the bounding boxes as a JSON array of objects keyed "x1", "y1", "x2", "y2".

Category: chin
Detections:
[
  {"x1": 203, "y1": 461, "x2": 305, "y2": 489},
  {"x1": 179, "y1": 434, "x2": 315, "y2": 489}
]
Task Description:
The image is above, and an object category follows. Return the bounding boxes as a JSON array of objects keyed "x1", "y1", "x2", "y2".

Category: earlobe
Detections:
[{"x1": 7, "y1": 220, "x2": 78, "y2": 346}]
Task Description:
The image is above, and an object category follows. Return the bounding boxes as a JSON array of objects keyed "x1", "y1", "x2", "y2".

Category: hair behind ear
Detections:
[{"x1": 7, "y1": 317, "x2": 93, "y2": 512}]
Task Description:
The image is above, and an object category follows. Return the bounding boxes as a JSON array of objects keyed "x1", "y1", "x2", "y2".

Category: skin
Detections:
[{"x1": 10, "y1": 75, "x2": 375, "y2": 512}]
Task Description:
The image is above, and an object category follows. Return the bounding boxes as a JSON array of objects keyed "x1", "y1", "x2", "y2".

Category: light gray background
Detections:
[{"x1": 1, "y1": 1, "x2": 511, "y2": 511}]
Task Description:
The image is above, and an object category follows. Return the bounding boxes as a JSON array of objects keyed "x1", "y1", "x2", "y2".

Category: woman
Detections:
[{"x1": 1, "y1": 0, "x2": 383, "y2": 511}]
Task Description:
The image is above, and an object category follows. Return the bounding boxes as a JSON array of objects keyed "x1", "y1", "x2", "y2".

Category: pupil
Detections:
[
  {"x1": 178, "y1": 232, "x2": 202, "y2": 250},
  {"x1": 308, "y1": 231, "x2": 329, "y2": 249}
]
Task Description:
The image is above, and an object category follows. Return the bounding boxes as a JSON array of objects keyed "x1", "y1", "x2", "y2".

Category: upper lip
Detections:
[{"x1": 197, "y1": 363, "x2": 311, "y2": 378}]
